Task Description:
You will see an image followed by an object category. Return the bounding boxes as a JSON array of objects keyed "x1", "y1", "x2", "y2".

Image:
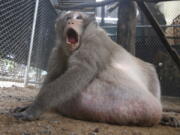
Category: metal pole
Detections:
[
  {"x1": 117, "y1": 0, "x2": 137, "y2": 55},
  {"x1": 101, "y1": 6, "x2": 105, "y2": 25},
  {"x1": 24, "y1": 0, "x2": 39, "y2": 87}
]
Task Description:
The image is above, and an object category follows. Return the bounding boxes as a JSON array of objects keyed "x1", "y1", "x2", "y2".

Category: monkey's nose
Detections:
[{"x1": 67, "y1": 20, "x2": 74, "y2": 25}]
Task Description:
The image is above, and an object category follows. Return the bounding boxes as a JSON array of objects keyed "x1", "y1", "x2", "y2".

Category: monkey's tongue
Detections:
[{"x1": 69, "y1": 37, "x2": 77, "y2": 44}]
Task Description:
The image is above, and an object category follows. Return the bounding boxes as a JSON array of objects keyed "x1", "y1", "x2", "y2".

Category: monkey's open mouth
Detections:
[{"x1": 66, "y1": 28, "x2": 79, "y2": 45}]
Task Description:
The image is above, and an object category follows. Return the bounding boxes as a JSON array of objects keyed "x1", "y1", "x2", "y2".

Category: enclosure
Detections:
[{"x1": 0, "y1": 0, "x2": 180, "y2": 135}]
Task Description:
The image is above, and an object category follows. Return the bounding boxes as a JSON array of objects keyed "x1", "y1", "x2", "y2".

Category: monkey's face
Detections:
[
  {"x1": 56, "y1": 11, "x2": 93, "y2": 52},
  {"x1": 64, "y1": 12, "x2": 84, "y2": 51}
]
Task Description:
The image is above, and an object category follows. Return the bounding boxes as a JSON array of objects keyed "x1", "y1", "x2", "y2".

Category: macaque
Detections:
[{"x1": 12, "y1": 11, "x2": 178, "y2": 127}]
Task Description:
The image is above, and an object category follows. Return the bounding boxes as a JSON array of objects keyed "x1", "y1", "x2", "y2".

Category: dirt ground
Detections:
[{"x1": 0, "y1": 86, "x2": 180, "y2": 135}]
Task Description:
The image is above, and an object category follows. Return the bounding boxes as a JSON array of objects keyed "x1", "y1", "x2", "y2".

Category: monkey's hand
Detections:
[
  {"x1": 12, "y1": 105, "x2": 29, "y2": 113},
  {"x1": 11, "y1": 105, "x2": 40, "y2": 121}
]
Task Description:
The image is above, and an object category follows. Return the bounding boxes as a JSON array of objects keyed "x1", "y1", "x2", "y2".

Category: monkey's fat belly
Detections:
[{"x1": 59, "y1": 67, "x2": 162, "y2": 125}]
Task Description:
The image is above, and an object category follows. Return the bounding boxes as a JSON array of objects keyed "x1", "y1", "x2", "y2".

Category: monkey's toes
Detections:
[{"x1": 160, "y1": 116, "x2": 180, "y2": 128}]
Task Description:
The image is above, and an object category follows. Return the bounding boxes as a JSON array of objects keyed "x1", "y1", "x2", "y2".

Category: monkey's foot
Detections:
[{"x1": 160, "y1": 115, "x2": 180, "y2": 128}]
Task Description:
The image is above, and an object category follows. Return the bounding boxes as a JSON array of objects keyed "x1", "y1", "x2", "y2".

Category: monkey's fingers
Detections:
[
  {"x1": 11, "y1": 105, "x2": 29, "y2": 113},
  {"x1": 12, "y1": 111, "x2": 38, "y2": 121},
  {"x1": 160, "y1": 116, "x2": 180, "y2": 128}
]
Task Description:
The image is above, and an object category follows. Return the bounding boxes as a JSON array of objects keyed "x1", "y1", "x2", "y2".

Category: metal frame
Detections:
[{"x1": 55, "y1": 0, "x2": 176, "y2": 10}]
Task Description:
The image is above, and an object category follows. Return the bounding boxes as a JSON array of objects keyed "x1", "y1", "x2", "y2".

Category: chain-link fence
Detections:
[
  {"x1": 0, "y1": 0, "x2": 34, "y2": 87},
  {"x1": 0, "y1": 0, "x2": 57, "y2": 87}
]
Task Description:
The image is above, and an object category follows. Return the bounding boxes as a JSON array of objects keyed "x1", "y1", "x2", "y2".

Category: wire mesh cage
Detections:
[
  {"x1": 0, "y1": 0, "x2": 57, "y2": 87},
  {"x1": 0, "y1": 0, "x2": 35, "y2": 86},
  {"x1": 28, "y1": 0, "x2": 57, "y2": 85}
]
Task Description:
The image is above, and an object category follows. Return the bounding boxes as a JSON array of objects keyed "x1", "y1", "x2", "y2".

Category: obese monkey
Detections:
[{"x1": 12, "y1": 11, "x2": 179, "y2": 127}]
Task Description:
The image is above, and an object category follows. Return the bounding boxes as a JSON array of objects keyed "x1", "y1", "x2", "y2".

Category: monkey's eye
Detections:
[
  {"x1": 66, "y1": 16, "x2": 71, "y2": 20},
  {"x1": 76, "y1": 15, "x2": 82, "y2": 20}
]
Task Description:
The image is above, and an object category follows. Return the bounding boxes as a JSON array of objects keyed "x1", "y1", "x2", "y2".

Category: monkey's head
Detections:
[{"x1": 55, "y1": 11, "x2": 95, "y2": 52}]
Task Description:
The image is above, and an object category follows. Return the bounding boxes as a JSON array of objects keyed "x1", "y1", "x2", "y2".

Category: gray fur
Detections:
[{"x1": 12, "y1": 11, "x2": 162, "y2": 126}]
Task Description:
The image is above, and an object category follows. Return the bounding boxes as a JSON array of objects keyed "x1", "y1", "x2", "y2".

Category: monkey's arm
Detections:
[
  {"x1": 13, "y1": 47, "x2": 99, "y2": 120},
  {"x1": 11, "y1": 46, "x2": 67, "y2": 116},
  {"x1": 43, "y1": 46, "x2": 67, "y2": 84},
  {"x1": 37, "y1": 57, "x2": 98, "y2": 108}
]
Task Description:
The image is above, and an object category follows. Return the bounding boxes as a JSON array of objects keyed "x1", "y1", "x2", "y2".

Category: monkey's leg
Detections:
[
  {"x1": 160, "y1": 113, "x2": 180, "y2": 127},
  {"x1": 42, "y1": 47, "x2": 67, "y2": 84}
]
